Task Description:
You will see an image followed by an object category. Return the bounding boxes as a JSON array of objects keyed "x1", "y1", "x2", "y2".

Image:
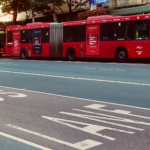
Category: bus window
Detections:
[
  {"x1": 7, "y1": 31, "x2": 12, "y2": 42},
  {"x1": 100, "y1": 23, "x2": 114, "y2": 41},
  {"x1": 0, "y1": 30, "x2": 6, "y2": 48},
  {"x1": 135, "y1": 20, "x2": 149, "y2": 40},
  {"x1": 63, "y1": 25, "x2": 86, "y2": 42},
  {"x1": 21, "y1": 30, "x2": 32, "y2": 43},
  {"x1": 42, "y1": 28, "x2": 49, "y2": 43}
]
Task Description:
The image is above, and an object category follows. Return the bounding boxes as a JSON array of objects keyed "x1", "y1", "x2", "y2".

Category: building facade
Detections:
[{"x1": 102, "y1": 0, "x2": 150, "y2": 15}]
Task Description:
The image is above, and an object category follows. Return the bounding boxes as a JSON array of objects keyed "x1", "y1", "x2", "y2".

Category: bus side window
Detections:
[
  {"x1": 21, "y1": 30, "x2": 32, "y2": 43},
  {"x1": 7, "y1": 31, "x2": 12, "y2": 42},
  {"x1": 63, "y1": 25, "x2": 86, "y2": 42},
  {"x1": 100, "y1": 23, "x2": 114, "y2": 41},
  {"x1": 42, "y1": 28, "x2": 49, "y2": 43},
  {"x1": 135, "y1": 20, "x2": 149, "y2": 40}
]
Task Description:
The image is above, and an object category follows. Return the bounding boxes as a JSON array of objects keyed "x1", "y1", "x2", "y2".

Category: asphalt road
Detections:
[{"x1": 0, "y1": 58, "x2": 150, "y2": 150}]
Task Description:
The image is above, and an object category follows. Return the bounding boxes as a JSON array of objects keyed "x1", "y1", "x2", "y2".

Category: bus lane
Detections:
[{"x1": 0, "y1": 86, "x2": 150, "y2": 150}]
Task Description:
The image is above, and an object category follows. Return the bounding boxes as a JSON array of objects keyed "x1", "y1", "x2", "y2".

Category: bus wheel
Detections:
[
  {"x1": 21, "y1": 49, "x2": 27, "y2": 59},
  {"x1": 67, "y1": 48, "x2": 76, "y2": 61},
  {"x1": 116, "y1": 48, "x2": 128, "y2": 63},
  {"x1": 0, "y1": 54, "x2": 2, "y2": 58}
]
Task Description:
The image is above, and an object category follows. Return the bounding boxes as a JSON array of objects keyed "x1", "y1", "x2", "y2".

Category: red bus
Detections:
[
  {"x1": 6, "y1": 14, "x2": 150, "y2": 62},
  {"x1": 0, "y1": 28, "x2": 6, "y2": 57}
]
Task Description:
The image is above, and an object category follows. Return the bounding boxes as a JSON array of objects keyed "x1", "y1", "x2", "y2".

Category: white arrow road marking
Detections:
[
  {"x1": 59, "y1": 112, "x2": 144, "y2": 131},
  {"x1": 73, "y1": 109, "x2": 150, "y2": 126},
  {"x1": 42, "y1": 116, "x2": 134, "y2": 140},
  {"x1": 84, "y1": 104, "x2": 150, "y2": 120},
  {"x1": 0, "y1": 92, "x2": 27, "y2": 98},
  {"x1": 0, "y1": 131, "x2": 52, "y2": 150},
  {"x1": 7, "y1": 124, "x2": 102, "y2": 150}
]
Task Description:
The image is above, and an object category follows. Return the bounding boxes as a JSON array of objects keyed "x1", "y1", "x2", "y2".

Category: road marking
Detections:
[
  {"x1": 0, "y1": 85, "x2": 150, "y2": 111},
  {"x1": 7, "y1": 124, "x2": 102, "y2": 150},
  {"x1": 0, "y1": 131, "x2": 52, "y2": 150},
  {"x1": 73, "y1": 109, "x2": 150, "y2": 125},
  {"x1": 84, "y1": 104, "x2": 150, "y2": 120},
  {"x1": 0, "y1": 63, "x2": 18, "y2": 65},
  {"x1": 42, "y1": 116, "x2": 134, "y2": 140},
  {"x1": 0, "y1": 97, "x2": 4, "y2": 101},
  {"x1": 60, "y1": 112, "x2": 144, "y2": 131},
  {"x1": 0, "y1": 92, "x2": 27, "y2": 98},
  {"x1": 84, "y1": 67, "x2": 125, "y2": 72},
  {"x1": 0, "y1": 70, "x2": 150, "y2": 86}
]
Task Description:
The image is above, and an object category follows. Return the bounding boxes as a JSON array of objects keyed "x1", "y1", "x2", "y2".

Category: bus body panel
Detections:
[
  {"x1": 86, "y1": 24, "x2": 100, "y2": 56},
  {"x1": 12, "y1": 31, "x2": 21, "y2": 56}
]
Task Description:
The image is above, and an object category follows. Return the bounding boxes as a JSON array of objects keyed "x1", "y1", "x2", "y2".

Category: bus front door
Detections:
[
  {"x1": 86, "y1": 24, "x2": 100, "y2": 56},
  {"x1": 13, "y1": 31, "x2": 21, "y2": 56}
]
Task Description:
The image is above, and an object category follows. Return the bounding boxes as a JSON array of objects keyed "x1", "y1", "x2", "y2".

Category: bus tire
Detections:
[
  {"x1": 116, "y1": 48, "x2": 128, "y2": 63},
  {"x1": 67, "y1": 48, "x2": 76, "y2": 61},
  {"x1": 0, "y1": 54, "x2": 2, "y2": 58},
  {"x1": 21, "y1": 49, "x2": 27, "y2": 59}
]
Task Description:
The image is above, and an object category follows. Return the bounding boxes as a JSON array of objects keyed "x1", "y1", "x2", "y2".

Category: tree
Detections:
[
  {"x1": 31, "y1": 0, "x2": 66, "y2": 22},
  {"x1": 32, "y1": 0, "x2": 92, "y2": 21},
  {"x1": 64, "y1": 0, "x2": 92, "y2": 21},
  {"x1": 77, "y1": 8, "x2": 107, "y2": 20},
  {"x1": 0, "y1": 0, "x2": 31, "y2": 25}
]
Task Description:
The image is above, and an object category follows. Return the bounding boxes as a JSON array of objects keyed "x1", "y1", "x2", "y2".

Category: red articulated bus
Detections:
[
  {"x1": 0, "y1": 28, "x2": 6, "y2": 57},
  {"x1": 6, "y1": 14, "x2": 150, "y2": 62}
]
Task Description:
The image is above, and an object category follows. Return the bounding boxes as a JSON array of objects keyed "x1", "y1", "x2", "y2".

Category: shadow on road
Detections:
[{"x1": 1, "y1": 55, "x2": 150, "y2": 64}]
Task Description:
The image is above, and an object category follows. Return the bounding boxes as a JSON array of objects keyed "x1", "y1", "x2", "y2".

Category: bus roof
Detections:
[
  {"x1": 7, "y1": 14, "x2": 150, "y2": 31},
  {"x1": 7, "y1": 22, "x2": 50, "y2": 31},
  {"x1": 63, "y1": 14, "x2": 150, "y2": 26}
]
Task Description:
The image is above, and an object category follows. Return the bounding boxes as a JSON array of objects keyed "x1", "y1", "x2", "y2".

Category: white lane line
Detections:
[
  {"x1": 0, "y1": 85, "x2": 150, "y2": 111},
  {"x1": 84, "y1": 68, "x2": 125, "y2": 72},
  {"x1": 84, "y1": 104, "x2": 150, "y2": 120},
  {"x1": 0, "y1": 63, "x2": 18, "y2": 65},
  {"x1": 0, "y1": 70, "x2": 149, "y2": 86},
  {"x1": 7, "y1": 124, "x2": 102, "y2": 150},
  {"x1": 0, "y1": 131, "x2": 52, "y2": 150}
]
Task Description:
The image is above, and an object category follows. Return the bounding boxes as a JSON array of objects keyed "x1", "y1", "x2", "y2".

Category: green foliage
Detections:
[
  {"x1": 0, "y1": 0, "x2": 30, "y2": 14},
  {"x1": 77, "y1": 9, "x2": 107, "y2": 20},
  {"x1": 31, "y1": 0, "x2": 66, "y2": 16},
  {"x1": 0, "y1": 0, "x2": 31, "y2": 24}
]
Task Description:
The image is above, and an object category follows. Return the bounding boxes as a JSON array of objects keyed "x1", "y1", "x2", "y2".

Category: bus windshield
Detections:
[{"x1": 0, "y1": 30, "x2": 6, "y2": 48}]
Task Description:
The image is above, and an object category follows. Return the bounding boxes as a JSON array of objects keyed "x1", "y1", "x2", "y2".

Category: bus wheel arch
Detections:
[
  {"x1": 66, "y1": 47, "x2": 76, "y2": 61},
  {"x1": 115, "y1": 47, "x2": 128, "y2": 63},
  {"x1": 20, "y1": 48, "x2": 27, "y2": 59}
]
